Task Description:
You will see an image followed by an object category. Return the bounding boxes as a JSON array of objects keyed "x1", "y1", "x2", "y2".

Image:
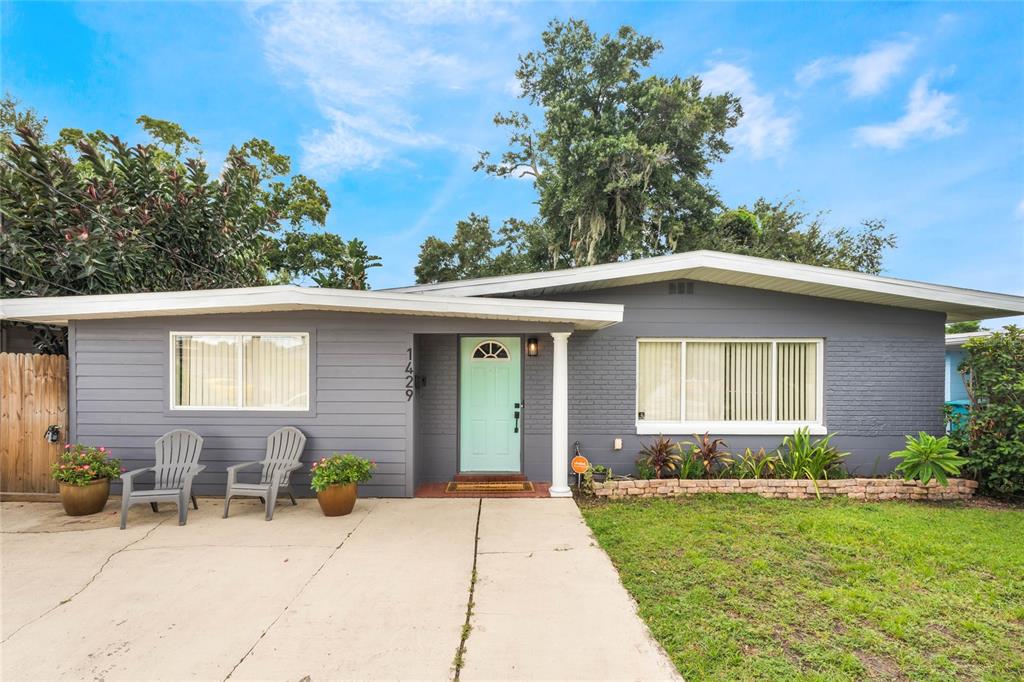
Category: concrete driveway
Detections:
[{"x1": 1, "y1": 497, "x2": 677, "y2": 681}]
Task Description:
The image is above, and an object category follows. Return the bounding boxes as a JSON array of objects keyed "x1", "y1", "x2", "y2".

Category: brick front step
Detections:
[
  {"x1": 453, "y1": 473, "x2": 528, "y2": 482},
  {"x1": 415, "y1": 482, "x2": 550, "y2": 498},
  {"x1": 593, "y1": 477, "x2": 979, "y2": 501}
]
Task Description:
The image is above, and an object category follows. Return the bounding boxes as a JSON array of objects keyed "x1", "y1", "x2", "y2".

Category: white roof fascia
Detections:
[
  {"x1": 0, "y1": 285, "x2": 624, "y2": 330},
  {"x1": 945, "y1": 331, "x2": 994, "y2": 347},
  {"x1": 389, "y1": 250, "x2": 1024, "y2": 322}
]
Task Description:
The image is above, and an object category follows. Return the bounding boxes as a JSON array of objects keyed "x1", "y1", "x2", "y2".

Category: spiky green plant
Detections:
[{"x1": 889, "y1": 432, "x2": 968, "y2": 486}]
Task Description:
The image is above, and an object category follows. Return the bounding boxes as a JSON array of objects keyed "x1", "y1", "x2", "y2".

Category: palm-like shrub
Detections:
[
  {"x1": 681, "y1": 433, "x2": 733, "y2": 478},
  {"x1": 637, "y1": 436, "x2": 682, "y2": 479},
  {"x1": 889, "y1": 432, "x2": 967, "y2": 486}
]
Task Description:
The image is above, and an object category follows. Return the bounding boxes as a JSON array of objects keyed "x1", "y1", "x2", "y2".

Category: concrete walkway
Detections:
[{"x1": 1, "y1": 497, "x2": 677, "y2": 681}]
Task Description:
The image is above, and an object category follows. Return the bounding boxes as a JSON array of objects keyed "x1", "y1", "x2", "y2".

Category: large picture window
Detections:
[
  {"x1": 636, "y1": 338, "x2": 823, "y2": 434},
  {"x1": 171, "y1": 333, "x2": 309, "y2": 410}
]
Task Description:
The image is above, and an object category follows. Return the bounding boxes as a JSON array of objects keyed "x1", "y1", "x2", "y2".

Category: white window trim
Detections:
[
  {"x1": 635, "y1": 337, "x2": 825, "y2": 435},
  {"x1": 169, "y1": 331, "x2": 310, "y2": 411}
]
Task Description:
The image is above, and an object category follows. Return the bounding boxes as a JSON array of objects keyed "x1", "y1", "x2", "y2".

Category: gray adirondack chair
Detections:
[
  {"x1": 222, "y1": 427, "x2": 306, "y2": 521},
  {"x1": 120, "y1": 429, "x2": 205, "y2": 530}
]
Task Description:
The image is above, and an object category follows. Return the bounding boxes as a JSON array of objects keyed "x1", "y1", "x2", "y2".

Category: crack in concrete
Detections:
[
  {"x1": 451, "y1": 499, "x2": 483, "y2": 681},
  {"x1": 222, "y1": 506, "x2": 376, "y2": 681},
  {"x1": 1, "y1": 518, "x2": 170, "y2": 644}
]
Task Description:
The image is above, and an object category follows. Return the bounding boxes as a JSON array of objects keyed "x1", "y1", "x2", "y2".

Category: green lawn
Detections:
[{"x1": 580, "y1": 495, "x2": 1024, "y2": 681}]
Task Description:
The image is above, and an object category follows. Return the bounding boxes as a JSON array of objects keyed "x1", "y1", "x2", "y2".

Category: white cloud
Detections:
[
  {"x1": 701, "y1": 63, "x2": 794, "y2": 159},
  {"x1": 797, "y1": 39, "x2": 916, "y2": 97},
  {"x1": 252, "y1": 2, "x2": 511, "y2": 178},
  {"x1": 1015, "y1": 198, "x2": 1024, "y2": 220},
  {"x1": 856, "y1": 75, "x2": 963, "y2": 149}
]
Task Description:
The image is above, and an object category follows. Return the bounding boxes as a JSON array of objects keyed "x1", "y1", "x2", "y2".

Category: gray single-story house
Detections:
[{"x1": 3, "y1": 250, "x2": 1022, "y2": 497}]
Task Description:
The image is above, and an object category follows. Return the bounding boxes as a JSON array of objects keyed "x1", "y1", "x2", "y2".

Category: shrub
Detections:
[
  {"x1": 638, "y1": 435, "x2": 682, "y2": 479},
  {"x1": 636, "y1": 460, "x2": 657, "y2": 480},
  {"x1": 310, "y1": 454, "x2": 375, "y2": 492},
  {"x1": 961, "y1": 326, "x2": 1024, "y2": 496},
  {"x1": 776, "y1": 428, "x2": 848, "y2": 481},
  {"x1": 735, "y1": 447, "x2": 779, "y2": 479},
  {"x1": 681, "y1": 433, "x2": 733, "y2": 479},
  {"x1": 889, "y1": 432, "x2": 967, "y2": 486},
  {"x1": 51, "y1": 444, "x2": 123, "y2": 486},
  {"x1": 676, "y1": 449, "x2": 707, "y2": 480}
]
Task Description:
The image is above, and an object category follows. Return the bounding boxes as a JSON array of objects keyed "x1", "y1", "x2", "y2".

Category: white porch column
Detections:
[{"x1": 549, "y1": 331, "x2": 572, "y2": 497}]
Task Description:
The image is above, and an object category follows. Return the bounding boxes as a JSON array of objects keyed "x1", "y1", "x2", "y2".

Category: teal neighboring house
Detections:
[{"x1": 945, "y1": 330, "x2": 991, "y2": 409}]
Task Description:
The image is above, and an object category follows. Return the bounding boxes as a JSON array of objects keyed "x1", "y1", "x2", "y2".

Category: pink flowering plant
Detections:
[
  {"x1": 310, "y1": 453, "x2": 375, "y2": 492},
  {"x1": 51, "y1": 444, "x2": 123, "y2": 486}
]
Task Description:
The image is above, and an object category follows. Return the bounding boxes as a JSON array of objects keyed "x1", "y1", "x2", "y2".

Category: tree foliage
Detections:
[
  {"x1": 416, "y1": 19, "x2": 897, "y2": 283},
  {"x1": 946, "y1": 320, "x2": 982, "y2": 334},
  {"x1": 269, "y1": 232, "x2": 380, "y2": 290},
  {"x1": 960, "y1": 326, "x2": 1024, "y2": 496},
  {"x1": 475, "y1": 19, "x2": 740, "y2": 268},
  {"x1": 1, "y1": 97, "x2": 381, "y2": 301},
  {"x1": 412, "y1": 213, "x2": 545, "y2": 284}
]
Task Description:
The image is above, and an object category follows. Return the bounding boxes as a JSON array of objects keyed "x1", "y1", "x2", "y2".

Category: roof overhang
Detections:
[
  {"x1": 0, "y1": 285, "x2": 624, "y2": 330},
  {"x1": 390, "y1": 250, "x2": 1024, "y2": 322},
  {"x1": 945, "y1": 331, "x2": 993, "y2": 348}
]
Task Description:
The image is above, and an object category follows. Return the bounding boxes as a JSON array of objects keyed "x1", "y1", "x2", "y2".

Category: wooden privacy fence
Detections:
[{"x1": 1, "y1": 353, "x2": 68, "y2": 493}]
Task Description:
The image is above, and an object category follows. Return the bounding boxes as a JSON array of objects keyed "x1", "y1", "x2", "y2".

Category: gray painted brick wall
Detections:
[{"x1": 542, "y1": 280, "x2": 946, "y2": 475}]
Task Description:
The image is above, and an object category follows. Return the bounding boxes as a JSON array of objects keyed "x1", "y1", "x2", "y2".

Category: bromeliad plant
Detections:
[
  {"x1": 51, "y1": 444, "x2": 123, "y2": 486},
  {"x1": 310, "y1": 454, "x2": 375, "y2": 492},
  {"x1": 889, "y1": 432, "x2": 968, "y2": 486},
  {"x1": 637, "y1": 436, "x2": 683, "y2": 479}
]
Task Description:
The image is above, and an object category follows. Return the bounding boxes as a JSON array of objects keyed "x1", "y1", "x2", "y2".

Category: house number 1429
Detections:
[{"x1": 405, "y1": 347, "x2": 414, "y2": 401}]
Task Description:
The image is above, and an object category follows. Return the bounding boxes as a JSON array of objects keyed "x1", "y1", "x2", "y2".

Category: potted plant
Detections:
[
  {"x1": 51, "y1": 444, "x2": 123, "y2": 516},
  {"x1": 311, "y1": 453, "x2": 376, "y2": 516},
  {"x1": 590, "y1": 464, "x2": 612, "y2": 483}
]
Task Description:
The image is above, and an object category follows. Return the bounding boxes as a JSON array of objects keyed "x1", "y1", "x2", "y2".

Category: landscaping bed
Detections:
[
  {"x1": 594, "y1": 477, "x2": 979, "y2": 501},
  {"x1": 581, "y1": 495, "x2": 1024, "y2": 680}
]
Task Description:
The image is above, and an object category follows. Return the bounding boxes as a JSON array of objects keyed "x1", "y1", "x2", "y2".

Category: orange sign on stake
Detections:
[{"x1": 571, "y1": 455, "x2": 590, "y2": 474}]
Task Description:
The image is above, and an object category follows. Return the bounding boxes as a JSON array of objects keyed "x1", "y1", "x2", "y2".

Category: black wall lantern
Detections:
[
  {"x1": 526, "y1": 337, "x2": 539, "y2": 357},
  {"x1": 45, "y1": 424, "x2": 61, "y2": 444}
]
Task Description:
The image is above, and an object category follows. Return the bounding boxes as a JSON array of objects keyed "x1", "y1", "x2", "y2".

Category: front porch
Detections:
[{"x1": 412, "y1": 331, "x2": 574, "y2": 497}]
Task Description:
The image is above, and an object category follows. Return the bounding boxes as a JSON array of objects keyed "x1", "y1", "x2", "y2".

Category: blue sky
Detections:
[{"x1": 3, "y1": 1, "x2": 1022, "y2": 317}]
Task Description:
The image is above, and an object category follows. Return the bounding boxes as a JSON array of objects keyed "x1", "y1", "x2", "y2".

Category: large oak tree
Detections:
[{"x1": 416, "y1": 19, "x2": 896, "y2": 283}]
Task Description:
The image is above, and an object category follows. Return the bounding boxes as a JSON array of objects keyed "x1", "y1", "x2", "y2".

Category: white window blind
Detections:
[
  {"x1": 638, "y1": 338, "x2": 822, "y2": 428},
  {"x1": 776, "y1": 342, "x2": 818, "y2": 421},
  {"x1": 172, "y1": 333, "x2": 309, "y2": 410},
  {"x1": 637, "y1": 341, "x2": 681, "y2": 421}
]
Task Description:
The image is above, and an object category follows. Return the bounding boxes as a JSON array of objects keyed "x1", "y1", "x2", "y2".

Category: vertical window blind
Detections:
[
  {"x1": 172, "y1": 333, "x2": 309, "y2": 410},
  {"x1": 638, "y1": 339, "x2": 821, "y2": 424},
  {"x1": 637, "y1": 341, "x2": 681, "y2": 420}
]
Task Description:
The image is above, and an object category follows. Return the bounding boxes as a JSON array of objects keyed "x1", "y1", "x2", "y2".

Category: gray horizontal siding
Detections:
[{"x1": 71, "y1": 312, "x2": 417, "y2": 498}]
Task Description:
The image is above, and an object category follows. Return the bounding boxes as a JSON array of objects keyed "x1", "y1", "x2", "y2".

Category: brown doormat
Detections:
[{"x1": 445, "y1": 481, "x2": 535, "y2": 493}]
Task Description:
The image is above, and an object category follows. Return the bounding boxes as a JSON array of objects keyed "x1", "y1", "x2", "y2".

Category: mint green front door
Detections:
[{"x1": 459, "y1": 337, "x2": 522, "y2": 472}]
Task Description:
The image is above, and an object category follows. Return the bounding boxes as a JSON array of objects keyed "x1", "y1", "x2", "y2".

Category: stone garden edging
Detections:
[{"x1": 593, "y1": 477, "x2": 979, "y2": 501}]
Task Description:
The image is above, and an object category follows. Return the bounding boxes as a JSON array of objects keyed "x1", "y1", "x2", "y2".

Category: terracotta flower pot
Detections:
[
  {"x1": 59, "y1": 478, "x2": 110, "y2": 516},
  {"x1": 317, "y1": 482, "x2": 358, "y2": 516}
]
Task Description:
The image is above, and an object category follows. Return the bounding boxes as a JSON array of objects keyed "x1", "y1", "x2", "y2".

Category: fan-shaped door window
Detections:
[{"x1": 472, "y1": 340, "x2": 511, "y2": 360}]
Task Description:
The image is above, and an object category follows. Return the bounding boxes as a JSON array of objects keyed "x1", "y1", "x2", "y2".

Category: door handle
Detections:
[{"x1": 514, "y1": 410, "x2": 520, "y2": 433}]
